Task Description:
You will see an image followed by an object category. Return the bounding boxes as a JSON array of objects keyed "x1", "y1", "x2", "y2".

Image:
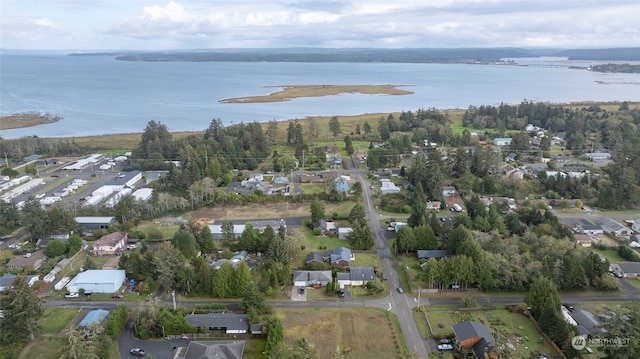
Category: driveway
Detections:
[
  {"x1": 118, "y1": 322, "x2": 191, "y2": 359},
  {"x1": 291, "y1": 286, "x2": 307, "y2": 301}
]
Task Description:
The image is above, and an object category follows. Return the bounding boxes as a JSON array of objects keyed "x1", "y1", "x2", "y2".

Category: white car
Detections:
[
  {"x1": 65, "y1": 293, "x2": 79, "y2": 298},
  {"x1": 438, "y1": 343, "x2": 453, "y2": 351}
]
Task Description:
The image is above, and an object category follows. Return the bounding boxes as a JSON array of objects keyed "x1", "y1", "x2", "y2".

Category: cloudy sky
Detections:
[{"x1": 1, "y1": 0, "x2": 639, "y2": 50}]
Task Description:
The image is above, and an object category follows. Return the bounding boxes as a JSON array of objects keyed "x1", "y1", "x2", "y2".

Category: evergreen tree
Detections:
[
  {"x1": 348, "y1": 203, "x2": 366, "y2": 223},
  {"x1": 346, "y1": 219, "x2": 374, "y2": 250},
  {"x1": 0, "y1": 275, "x2": 44, "y2": 344},
  {"x1": 408, "y1": 184, "x2": 427, "y2": 227},
  {"x1": 171, "y1": 229, "x2": 198, "y2": 259},
  {"x1": 197, "y1": 225, "x2": 215, "y2": 253},
  {"x1": 213, "y1": 261, "x2": 234, "y2": 298},
  {"x1": 329, "y1": 116, "x2": 341, "y2": 138},
  {"x1": 234, "y1": 261, "x2": 254, "y2": 297},
  {"x1": 310, "y1": 197, "x2": 325, "y2": 223}
]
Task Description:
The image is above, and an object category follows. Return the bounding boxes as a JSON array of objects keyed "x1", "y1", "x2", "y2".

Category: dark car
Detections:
[
  {"x1": 299, "y1": 287, "x2": 305, "y2": 294},
  {"x1": 113, "y1": 294, "x2": 124, "y2": 299},
  {"x1": 130, "y1": 348, "x2": 146, "y2": 357},
  {"x1": 439, "y1": 338, "x2": 452, "y2": 345}
]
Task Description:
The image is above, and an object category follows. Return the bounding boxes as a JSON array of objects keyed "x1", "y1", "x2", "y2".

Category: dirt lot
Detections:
[
  {"x1": 190, "y1": 201, "x2": 347, "y2": 222},
  {"x1": 276, "y1": 308, "x2": 402, "y2": 359}
]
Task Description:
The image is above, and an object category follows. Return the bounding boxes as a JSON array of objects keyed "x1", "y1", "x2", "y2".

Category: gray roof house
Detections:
[
  {"x1": 577, "y1": 219, "x2": 603, "y2": 235},
  {"x1": 292, "y1": 270, "x2": 332, "y2": 287},
  {"x1": 570, "y1": 310, "x2": 606, "y2": 337},
  {"x1": 336, "y1": 267, "x2": 376, "y2": 288},
  {"x1": 610, "y1": 262, "x2": 640, "y2": 278},
  {"x1": 306, "y1": 247, "x2": 354, "y2": 267},
  {"x1": 0, "y1": 273, "x2": 17, "y2": 292},
  {"x1": 175, "y1": 341, "x2": 245, "y2": 359},
  {"x1": 600, "y1": 217, "x2": 634, "y2": 238},
  {"x1": 417, "y1": 250, "x2": 452, "y2": 261},
  {"x1": 452, "y1": 321, "x2": 495, "y2": 359},
  {"x1": 185, "y1": 313, "x2": 249, "y2": 334}
]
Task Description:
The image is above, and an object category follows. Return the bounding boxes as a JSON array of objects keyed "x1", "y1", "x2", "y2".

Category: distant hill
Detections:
[{"x1": 67, "y1": 47, "x2": 640, "y2": 63}]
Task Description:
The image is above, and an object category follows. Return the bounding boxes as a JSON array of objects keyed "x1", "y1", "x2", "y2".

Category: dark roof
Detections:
[
  {"x1": 103, "y1": 170, "x2": 141, "y2": 186},
  {"x1": 570, "y1": 310, "x2": 606, "y2": 335},
  {"x1": 579, "y1": 219, "x2": 602, "y2": 231},
  {"x1": 250, "y1": 324, "x2": 263, "y2": 333},
  {"x1": 349, "y1": 267, "x2": 375, "y2": 281},
  {"x1": 336, "y1": 272, "x2": 350, "y2": 280},
  {"x1": 417, "y1": 250, "x2": 452, "y2": 260},
  {"x1": 181, "y1": 341, "x2": 245, "y2": 359},
  {"x1": 452, "y1": 321, "x2": 495, "y2": 359},
  {"x1": 305, "y1": 252, "x2": 323, "y2": 263},
  {"x1": 0, "y1": 274, "x2": 17, "y2": 288},
  {"x1": 185, "y1": 314, "x2": 249, "y2": 332},
  {"x1": 616, "y1": 262, "x2": 640, "y2": 274}
]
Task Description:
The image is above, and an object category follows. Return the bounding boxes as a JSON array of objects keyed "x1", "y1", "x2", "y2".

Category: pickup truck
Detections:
[{"x1": 437, "y1": 344, "x2": 453, "y2": 351}]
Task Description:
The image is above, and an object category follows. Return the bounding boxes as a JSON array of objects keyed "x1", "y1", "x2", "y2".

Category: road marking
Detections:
[{"x1": 387, "y1": 302, "x2": 392, "y2": 311}]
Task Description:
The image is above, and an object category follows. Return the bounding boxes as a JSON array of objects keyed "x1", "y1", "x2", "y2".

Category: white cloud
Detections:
[{"x1": 33, "y1": 18, "x2": 55, "y2": 27}]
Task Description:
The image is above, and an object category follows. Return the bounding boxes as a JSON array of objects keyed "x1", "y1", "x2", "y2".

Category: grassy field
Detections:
[
  {"x1": 628, "y1": 279, "x2": 640, "y2": 290},
  {"x1": 423, "y1": 308, "x2": 558, "y2": 358},
  {"x1": 592, "y1": 248, "x2": 626, "y2": 263},
  {"x1": 276, "y1": 307, "x2": 404, "y2": 359},
  {"x1": 190, "y1": 201, "x2": 354, "y2": 222},
  {"x1": 220, "y1": 84, "x2": 413, "y2": 103},
  {"x1": 299, "y1": 184, "x2": 325, "y2": 194},
  {"x1": 40, "y1": 308, "x2": 80, "y2": 334},
  {"x1": 20, "y1": 336, "x2": 68, "y2": 359}
]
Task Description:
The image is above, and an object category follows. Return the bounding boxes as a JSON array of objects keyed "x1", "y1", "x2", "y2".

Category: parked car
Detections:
[
  {"x1": 65, "y1": 293, "x2": 79, "y2": 298},
  {"x1": 130, "y1": 348, "x2": 146, "y2": 357},
  {"x1": 382, "y1": 273, "x2": 387, "y2": 280},
  {"x1": 438, "y1": 344, "x2": 453, "y2": 351},
  {"x1": 339, "y1": 289, "x2": 345, "y2": 298},
  {"x1": 113, "y1": 294, "x2": 124, "y2": 299},
  {"x1": 127, "y1": 244, "x2": 137, "y2": 250},
  {"x1": 299, "y1": 287, "x2": 305, "y2": 294},
  {"x1": 439, "y1": 338, "x2": 452, "y2": 345}
]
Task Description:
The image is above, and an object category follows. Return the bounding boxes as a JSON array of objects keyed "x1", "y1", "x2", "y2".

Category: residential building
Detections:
[
  {"x1": 610, "y1": 262, "x2": 640, "y2": 278},
  {"x1": 0, "y1": 274, "x2": 17, "y2": 292},
  {"x1": 185, "y1": 313, "x2": 249, "y2": 334},
  {"x1": 442, "y1": 186, "x2": 457, "y2": 197},
  {"x1": 577, "y1": 219, "x2": 603, "y2": 235},
  {"x1": 305, "y1": 247, "x2": 354, "y2": 267},
  {"x1": 92, "y1": 231, "x2": 127, "y2": 255},
  {"x1": 174, "y1": 341, "x2": 245, "y2": 359},
  {"x1": 75, "y1": 216, "x2": 116, "y2": 231},
  {"x1": 6, "y1": 250, "x2": 47, "y2": 270},
  {"x1": 66, "y1": 269, "x2": 126, "y2": 293},
  {"x1": 570, "y1": 310, "x2": 606, "y2": 337},
  {"x1": 292, "y1": 271, "x2": 332, "y2": 287},
  {"x1": 336, "y1": 267, "x2": 375, "y2": 288},
  {"x1": 334, "y1": 177, "x2": 349, "y2": 192},
  {"x1": 452, "y1": 321, "x2": 496, "y2": 359},
  {"x1": 426, "y1": 201, "x2": 441, "y2": 210},
  {"x1": 600, "y1": 217, "x2": 634, "y2": 238},
  {"x1": 574, "y1": 233, "x2": 593, "y2": 247},
  {"x1": 319, "y1": 219, "x2": 337, "y2": 233},
  {"x1": 493, "y1": 138, "x2": 512, "y2": 146},
  {"x1": 417, "y1": 250, "x2": 452, "y2": 261},
  {"x1": 581, "y1": 152, "x2": 612, "y2": 161},
  {"x1": 380, "y1": 179, "x2": 401, "y2": 195}
]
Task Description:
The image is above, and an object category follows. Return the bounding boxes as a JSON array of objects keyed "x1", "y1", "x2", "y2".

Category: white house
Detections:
[
  {"x1": 66, "y1": 270, "x2": 126, "y2": 293},
  {"x1": 600, "y1": 217, "x2": 634, "y2": 238},
  {"x1": 577, "y1": 219, "x2": 603, "y2": 235},
  {"x1": 92, "y1": 231, "x2": 127, "y2": 255},
  {"x1": 493, "y1": 138, "x2": 512, "y2": 146},
  {"x1": 292, "y1": 271, "x2": 332, "y2": 287},
  {"x1": 336, "y1": 267, "x2": 375, "y2": 288},
  {"x1": 380, "y1": 179, "x2": 401, "y2": 195}
]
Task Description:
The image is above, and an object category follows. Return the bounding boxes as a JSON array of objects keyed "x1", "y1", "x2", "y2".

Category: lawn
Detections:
[
  {"x1": 299, "y1": 184, "x2": 324, "y2": 194},
  {"x1": 423, "y1": 308, "x2": 558, "y2": 358},
  {"x1": 628, "y1": 279, "x2": 640, "y2": 290},
  {"x1": 352, "y1": 252, "x2": 379, "y2": 268},
  {"x1": 592, "y1": 248, "x2": 626, "y2": 263},
  {"x1": 133, "y1": 221, "x2": 180, "y2": 240},
  {"x1": 276, "y1": 307, "x2": 404, "y2": 359},
  {"x1": 20, "y1": 336, "x2": 67, "y2": 359},
  {"x1": 291, "y1": 227, "x2": 347, "y2": 267},
  {"x1": 41, "y1": 308, "x2": 80, "y2": 334}
]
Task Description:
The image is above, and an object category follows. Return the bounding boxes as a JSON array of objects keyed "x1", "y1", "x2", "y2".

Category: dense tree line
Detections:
[{"x1": 590, "y1": 63, "x2": 640, "y2": 73}]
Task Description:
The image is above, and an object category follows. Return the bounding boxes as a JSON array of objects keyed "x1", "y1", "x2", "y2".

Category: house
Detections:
[
  {"x1": 574, "y1": 233, "x2": 593, "y2": 247},
  {"x1": 600, "y1": 217, "x2": 634, "y2": 238},
  {"x1": 442, "y1": 186, "x2": 456, "y2": 197},
  {"x1": 338, "y1": 227, "x2": 353, "y2": 240},
  {"x1": 6, "y1": 250, "x2": 47, "y2": 270},
  {"x1": 79, "y1": 309, "x2": 110, "y2": 328},
  {"x1": 174, "y1": 341, "x2": 245, "y2": 359},
  {"x1": 292, "y1": 270, "x2": 332, "y2": 287},
  {"x1": 452, "y1": 321, "x2": 496, "y2": 359},
  {"x1": 305, "y1": 247, "x2": 354, "y2": 267},
  {"x1": 426, "y1": 201, "x2": 441, "y2": 211},
  {"x1": 75, "y1": 216, "x2": 116, "y2": 231},
  {"x1": 185, "y1": 313, "x2": 249, "y2": 334},
  {"x1": 144, "y1": 171, "x2": 168, "y2": 184},
  {"x1": 417, "y1": 250, "x2": 452, "y2": 261},
  {"x1": 380, "y1": 179, "x2": 401, "y2": 195},
  {"x1": 336, "y1": 267, "x2": 375, "y2": 288},
  {"x1": 582, "y1": 152, "x2": 612, "y2": 161},
  {"x1": 319, "y1": 219, "x2": 337, "y2": 232},
  {"x1": 0, "y1": 274, "x2": 17, "y2": 292},
  {"x1": 208, "y1": 224, "x2": 246, "y2": 240},
  {"x1": 610, "y1": 262, "x2": 640, "y2": 278},
  {"x1": 570, "y1": 310, "x2": 606, "y2": 337},
  {"x1": 502, "y1": 164, "x2": 524, "y2": 180},
  {"x1": 92, "y1": 231, "x2": 127, "y2": 255},
  {"x1": 273, "y1": 176, "x2": 289, "y2": 186},
  {"x1": 334, "y1": 177, "x2": 349, "y2": 192},
  {"x1": 493, "y1": 138, "x2": 512, "y2": 146},
  {"x1": 66, "y1": 269, "x2": 126, "y2": 293},
  {"x1": 577, "y1": 219, "x2": 603, "y2": 235}
]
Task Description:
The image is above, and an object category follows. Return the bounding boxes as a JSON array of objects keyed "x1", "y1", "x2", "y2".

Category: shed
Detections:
[
  {"x1": 75, "y1": 216, "x2": 116, "y2": 231},
  {"x1": 338, "y1": 227, "x2": 353, "y2": 240},
  {"x1": 66, "y1": 269, "x2": 126, "y2": 293},
  {"x1": 417, "y1": 250, "x2": 452, "y2": 261}
]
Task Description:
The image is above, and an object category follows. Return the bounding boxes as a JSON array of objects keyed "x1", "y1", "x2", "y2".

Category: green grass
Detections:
[
  {"x1": 305, "y1": 287, "x2": 339, "y2": 301},
  {"x1": 244, "y1": 339, "x2": 267, "y2": 359},
  {"x1": 292, "y1": 227, "x2": 348, "y2": 267},
  {"x1": 628, "y1": 279, "x2": 640, "y2": 290},
  {"x1": 592, "y1": 248, "x2": 626, "y2": 263},
  {"x1": 425, "y1": 308, "x2": 559, "y2": 357},
  {"x1": 299, "y1": 184, "x2": 324, "y2": 194},
  {"x1": 413, "y1": 307, "x2": 431, "y2": 338},
  {"x1": 22, "y1": 336, "x2": 67, "y2": 359},
  {"x1": 41, "y1": 308, "x2": 80, "y2": 334},
  {"x1": 352, "y1": 252, "x2": 379, "y2": 268},
  {"x1": 133, "y1": 221, "x2": 180, "y2": 240}
]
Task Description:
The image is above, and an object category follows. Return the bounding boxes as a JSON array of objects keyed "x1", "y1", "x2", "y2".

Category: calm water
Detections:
[{"x1": 1, "y1": 54, "x2": 639, "y2": 139}]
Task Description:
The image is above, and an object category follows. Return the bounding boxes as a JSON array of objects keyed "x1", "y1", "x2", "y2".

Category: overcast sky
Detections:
[{"x1": 2, "y1": 0, "x2": 639, "y2": 50}]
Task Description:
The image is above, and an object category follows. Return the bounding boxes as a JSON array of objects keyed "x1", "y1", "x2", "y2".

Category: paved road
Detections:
[{"x1": 356, "y1": 172, "x2": 431, "y2": 358}]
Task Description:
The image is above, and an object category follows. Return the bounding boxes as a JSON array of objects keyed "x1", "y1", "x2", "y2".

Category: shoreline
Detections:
[
  {"x1": 0, "y1": 112, "x2": 63, "y2": 130},
  {"x1": 218, "y1": 84, "x2": 414, "y2": 103}
]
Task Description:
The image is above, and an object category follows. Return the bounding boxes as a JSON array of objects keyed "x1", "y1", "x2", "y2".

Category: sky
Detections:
[{"x1": 1, "y1": 0, "x2": 639, "y2": 50}]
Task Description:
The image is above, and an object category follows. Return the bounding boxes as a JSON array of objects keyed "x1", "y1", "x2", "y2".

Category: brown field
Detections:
[
  {"x1": 190, "y1": 201, "x2": 350, "y2": 221},
  {"x1": 276, "y1": 308, "x2": 403, "y2": 359},
  {"x1": 220, "y1": 84, "x2": 413, "y2": 103},
  {"x1": 0, "y1": 113, "x2": 62, "y2": 130}
]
